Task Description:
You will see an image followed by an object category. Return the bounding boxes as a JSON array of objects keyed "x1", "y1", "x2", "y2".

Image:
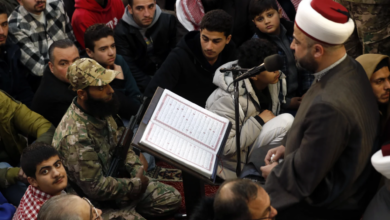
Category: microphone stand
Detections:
[
  {"x1": 221, "y1": 65, "x2": 253, "y2": 177},
  {"x1": 223, "y1": 65, "x2": 245, "y2": 178},
  {"x1": 234, "y1": 78, "x2": 242, "y2": 178}
]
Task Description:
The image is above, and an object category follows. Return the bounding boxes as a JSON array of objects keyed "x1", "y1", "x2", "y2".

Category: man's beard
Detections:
[
  {"x1": 0, "y1": 34, "x2": 7, "y2": 47},
  {"x1": 35, "y1": 1, "x2": 46, "y2": 12},
  {"x1": 295, "y1": 51, "x2": 319, "y2": 73},
  {"x1": 84, "y1": 92, "x2": 120, "y2": 118}
]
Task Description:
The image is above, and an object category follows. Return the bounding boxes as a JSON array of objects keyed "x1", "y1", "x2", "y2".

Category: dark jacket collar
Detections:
[
  {"x1": 1, "y1": 38, "x2": 19, "y2": 61},
  {"x1": 39, "y1": 65, "x2": 76, "y2": 101}
]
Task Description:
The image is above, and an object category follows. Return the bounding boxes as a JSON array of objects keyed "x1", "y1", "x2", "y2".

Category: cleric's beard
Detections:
[{"x1": 295, "y1": 52, "x2": 319, "y2": 73}]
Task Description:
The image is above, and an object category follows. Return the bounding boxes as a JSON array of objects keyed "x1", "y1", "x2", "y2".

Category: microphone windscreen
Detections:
[{"x1": 264, "y1": 54, "x2": 284, "y2": 72}]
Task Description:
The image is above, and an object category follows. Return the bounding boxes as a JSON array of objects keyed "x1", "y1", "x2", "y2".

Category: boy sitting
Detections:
[
  {"x1": 250, "y1": 0, "x2": 314, "y2": 112},
  {"x1": 206, "y1": 38, "x2": 294, "y2": 179},
  {"x1": 13, "y1": 143, "x2": 67, "y2": 220}
]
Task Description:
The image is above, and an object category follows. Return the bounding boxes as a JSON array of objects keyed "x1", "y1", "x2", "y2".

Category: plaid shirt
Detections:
[
  {"x1": 12, "y1": 185, "x2": 53, "y2": 220},
  {"x1": 8, "y1": 0, "x2": 76, "y2": 76}
]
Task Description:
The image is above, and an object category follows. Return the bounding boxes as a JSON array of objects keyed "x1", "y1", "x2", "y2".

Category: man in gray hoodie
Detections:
[{"x1": 114, "y1": 0, "x2": 177, "y2": 92}]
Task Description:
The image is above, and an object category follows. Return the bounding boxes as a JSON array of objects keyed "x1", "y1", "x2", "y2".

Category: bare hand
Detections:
[
  {"x1": 18, "y1": 168, "x2": 28, "y2": 183},
  {"x1": 139, "y1": 153, "x2": 148, "y2": 171},
  {"x1": 135, "y1": 166, "x2": 149, "y2": 194},
  {"x1": 259, "y1": 110, "x2": 276, "y2": 123},
  {"x1": 113, "y1": 64, "x2": 124, "y2": 80},
  {"x1": 264, "y1": 145, "x2": 285, "y2": 165},
  {"x1": 260, "y1": 162, "x2": 278, "y2": 179},
  {"x1": 288, "y1": 97, "x2": 302, "y2": 109}
]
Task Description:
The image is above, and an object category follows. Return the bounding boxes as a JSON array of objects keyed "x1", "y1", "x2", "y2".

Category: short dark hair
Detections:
[
  {"x1": 21, "y1": 142, "x2": 60, "y2": 178},
  {"x1": 128, "y1": 0, "x2": 155, "y2": 7},
  {"x1": 200, "y1": 9, "x2": 233, "y2": 37},
  {"x1": 49, "y1": 39, "x2": 76, "y2": 63},
  {"x1": 238, "y1": 38, "x2": 277, "y2": 68},
  {"x1": 249, "y1": 0, "x2": 279, "y2": 20},
  {"x1": 213, "y1": 179, "x2": 260, "y2": 220},
  {"x1": 0, "y1": 3, "x2": 8, "y2": 16},
  {"x1": 84, "y1": 24, "x2": 114, "y2": 52}
]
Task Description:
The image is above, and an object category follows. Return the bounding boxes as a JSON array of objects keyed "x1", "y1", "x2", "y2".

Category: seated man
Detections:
[
  {"x1": 8, "y1": 0, "x2": 76, "y2": 91},
  {"x1": 259, "y1": 1, "x2": 379, "y2": 219},
  {"x1": 38, "y1": 195, "x2": 103, "y2": 220},
  {"x1": 0, "y1": 4, "x2": 34, "y2": 107},
  {"x1": 190, "y1": 178, "x2": 277, "y2": 220},
  {"x1": 206, "y1": 39, "x2": 294, "y2": 179},
  {"x1": 31, "y1": 39, "x2": 80, "y2": 127},
  {"x1": 0, "y1": 91, "x2": 54, "y2": 206},
  {"x1": 52, "y1": 58, "x2": 181, "y2": 220},
  {"x1": 115, "y1": 0, "x2": 177, "y2": 92},
  {"x1": 13, "y1": 143, "x2": 68, "y2": 220},
  {"x1": 356, "y1": 54, "x2": 390, "y2": 129},
  {"x1": 355, "y1": 54, "x2": 390, "y2": 220},
  {"x1": 85, "y1": 24, "x2": 142, "y2": 119},
  {"x1": 72, "y1": 0, "x2": 125, "y2": 49},
  {"x1": 145, "y1": 9, "x2": 236, "y2": 107}
]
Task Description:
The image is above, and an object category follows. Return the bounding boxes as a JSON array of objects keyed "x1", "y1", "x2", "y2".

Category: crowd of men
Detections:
[{"x1": 0, "y1": 0, "x2": 389, "y2": 219}]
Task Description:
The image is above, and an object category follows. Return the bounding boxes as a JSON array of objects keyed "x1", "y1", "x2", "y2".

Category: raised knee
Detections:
[{"x1": 278, "y1": 113, "x2": 294, "y2": 130}]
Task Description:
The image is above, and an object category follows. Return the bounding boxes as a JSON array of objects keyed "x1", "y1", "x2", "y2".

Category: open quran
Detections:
[{"x1": 133, "y1": 88, "x2": 232, "y2": 182}]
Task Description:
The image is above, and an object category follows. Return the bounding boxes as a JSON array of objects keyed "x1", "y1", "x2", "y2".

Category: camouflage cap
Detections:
[{"x1": 66, "y1": 58, "x2": 119, "y2": 91}]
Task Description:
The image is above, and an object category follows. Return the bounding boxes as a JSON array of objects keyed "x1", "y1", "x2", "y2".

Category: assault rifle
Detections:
[{"x1": 106, "y1": 96, "x2": 148, "y2": 177}]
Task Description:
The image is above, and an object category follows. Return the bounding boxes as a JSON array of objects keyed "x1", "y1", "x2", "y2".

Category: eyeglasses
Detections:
[
  {"x1": 83, "y1": 197, "x2": 102, "y2": 220},
  {"x1": 253, "y1": 206, "x2": 274, "y2": 220}
]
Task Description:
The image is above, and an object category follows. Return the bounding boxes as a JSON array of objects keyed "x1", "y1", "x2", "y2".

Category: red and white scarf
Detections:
[
  {"x1": 12, "y1": 185, "x2": 53, "y2": 220},
  {"x1": 176, "y1": 0, "x2": 205, "y2": 31}
]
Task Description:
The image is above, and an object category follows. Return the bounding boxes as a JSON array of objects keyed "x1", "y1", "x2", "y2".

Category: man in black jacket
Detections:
[
  {"x1": 31, "y1": 40, "x2": 80, "y2": 127},
  {"x1": 144, "y1": 9, "x2": 236, "y2": 107},
  {"x1": 0, "y1": 5, "x2": 34, "y2": 107},
  {"x1": 115, "y1": 0, "x2": 176, "y2": 92}
]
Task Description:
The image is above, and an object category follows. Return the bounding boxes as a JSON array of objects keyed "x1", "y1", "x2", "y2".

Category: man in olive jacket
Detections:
[{"x1": 0, "y1": 90, "x2": 55, "y2": 204}]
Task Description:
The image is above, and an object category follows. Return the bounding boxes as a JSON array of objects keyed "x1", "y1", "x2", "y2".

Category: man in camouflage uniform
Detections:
[
  {"x1": 52, "y1": 58, "x2": 182, "y2": 220},
  {"x1": 335, "y1": 0, "x2": 390, "y2": 58}
]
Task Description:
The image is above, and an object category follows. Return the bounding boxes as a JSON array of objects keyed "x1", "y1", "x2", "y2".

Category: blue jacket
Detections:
[
  {"x1": 0, "y1": 192, "x2": 16, "y2": 220},
  {"x1": 0, "y1": 38, "x2": 34, "y2": 107}
]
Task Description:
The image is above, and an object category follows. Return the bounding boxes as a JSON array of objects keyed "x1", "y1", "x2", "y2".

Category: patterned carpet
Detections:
[{"x1": 150, "y1": 161, "x2": 220, "y2": 220}]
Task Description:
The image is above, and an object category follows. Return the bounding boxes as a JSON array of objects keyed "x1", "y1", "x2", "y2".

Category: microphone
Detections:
[{"x1": 232, "y1": 54, "x2": 283, "y2": 83}]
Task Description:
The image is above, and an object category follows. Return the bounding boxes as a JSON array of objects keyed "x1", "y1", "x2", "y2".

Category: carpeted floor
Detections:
[{"x1": 148, "y1": 161, "x2": 219, "y2": 220}]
